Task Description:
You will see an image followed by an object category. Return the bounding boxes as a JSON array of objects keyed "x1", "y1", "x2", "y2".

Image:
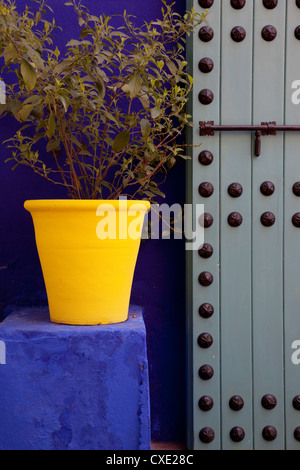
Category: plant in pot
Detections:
[{"x1": 0, "y1": 0, "x2": 205, "y2": 325}]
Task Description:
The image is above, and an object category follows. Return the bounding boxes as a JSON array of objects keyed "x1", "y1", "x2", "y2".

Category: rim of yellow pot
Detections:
[{"x1": 24, "y1": 199, "x2": 151, "y2": 212}]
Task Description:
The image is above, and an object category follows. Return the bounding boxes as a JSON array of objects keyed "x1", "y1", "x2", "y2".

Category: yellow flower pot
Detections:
[{"x1": 24, "y1": 199, "x2": 150, "y2": 325}]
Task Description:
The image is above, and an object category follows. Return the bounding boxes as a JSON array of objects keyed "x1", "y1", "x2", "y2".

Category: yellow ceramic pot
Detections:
[{"x1": 24, "y1": 199, "x2": 150, "y2": 325}]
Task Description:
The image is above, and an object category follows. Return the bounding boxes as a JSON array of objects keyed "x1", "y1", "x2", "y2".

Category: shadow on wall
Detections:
[
  {"x1": 131, "y1": 162, "x2": 187, "y2": 443},
  {"x1": 0, "y1": 0, "x2": 187, "y2": 444}
]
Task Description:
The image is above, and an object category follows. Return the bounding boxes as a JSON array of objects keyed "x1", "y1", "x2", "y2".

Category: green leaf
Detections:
[
  {"x1": 3, "y1": 43, "x2": 18, "y2": 63},
  {"x1": 140, "y1": 118, "x2": 151, "y2": 141},
  {"x1": 124, "y1": 114, "x2": 137, "y2": 128},
  {"x1": 78, "y1": 16, "x2": 85, "y2": 27},
  {"x1": 144, "y1": 190, "x2": 155, "y2": 198},
  {"x1": 151, "y1": 107, "x2": 161, "y2": 119},
  {"x1": 166, "y1": 60, "x2": 177, "y2": 76},
  {"x1": 139, "y1": 95, "x2": 150, "y2": 109},
  {"x1": 149, "y1": 186, "x2": 165, "y2": 197},
  {"x1": 126, "y1": 74, "x2": 142, "y2": 98},
  {"x1": 42, "y1": 163, "x2": 48, "y2": 176},
  {"x1": 23, "y1": 95, "x2": 42, "y2": 106},
  {"x1": 95, "y1": 78, "x2": 105, "y2": 101},
  {"x1": 20, "y1": 60, "x2": 37, "y2": 92},
  {"x1": 88, "y1": 15, "x2": 100, "y2": 22},
  {"x1": 66, "y1": 39, "x2": 82, "y2": 47},
  {"x1": 0, "y1": 104, "x2": 7, "y2": 116},
  {"x1": 47, "y1": 112, "x2": 56, "y2": 139},
  {"x1": 17, "y1": 104, "x2": 35, "y2": 121},
  {"x1": 0, "y1": 14, "x2": 8, "y2": 29},
  {"x1": 54, "y1": 46, "x2": 60, "y2": 59},
  {"x1": 103, "y1": 110, "x2": 119, "y2": 126},
  {"x1": 7, "y1": 99, "x2": 22, "y2": 120},
  {"x1": 53, "y1": 58, "x2": 74, "y2": 75},
  {"x1": 35, "y1": 10, "x2": 41, "y2": 24},
  {"x1": 78, "y1": 150, "x2": 93, "y2": 156},
  {"x1": 57, "y1": 95, "x2": 68, "y2": 113},
  {"x1": 26, "y1": 47, "x2": 44, "y2": 69},
  {"x1": 112, "y1": 130, "x2": 130, "y2": 153},
  {"x1": 46, "y1": 139, "x2": 61, "y2": 153},
  {"x1": 187, "y1": 74, "x2": 194, "y2": 85}
]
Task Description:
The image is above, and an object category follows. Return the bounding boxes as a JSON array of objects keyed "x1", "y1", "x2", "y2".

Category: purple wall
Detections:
[{"x1": 0, "y1": 0, "x2": 187, "y2": 443}]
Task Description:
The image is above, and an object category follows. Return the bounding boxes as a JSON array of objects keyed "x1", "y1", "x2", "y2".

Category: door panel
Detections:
[
  {"x1": 189, "y1": 1, "x2": 221, "y2": 450},
  {"x1": 186, "y1": 0, "x2": 300, "y2": 450},
  {"x1": 219, "y1": 0, "x2": 253, "y2": 450},
  {"x1": 284, "y1": 0, "x2": 300, "y2": 451},
  {"x1": 252, "y1": 0, "x2": 285, "y2": 450}
]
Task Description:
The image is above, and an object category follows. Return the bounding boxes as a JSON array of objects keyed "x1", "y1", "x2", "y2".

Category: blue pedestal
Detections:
[{"x1": 0, "y1": 307, "x2": 151, "y2": 450}]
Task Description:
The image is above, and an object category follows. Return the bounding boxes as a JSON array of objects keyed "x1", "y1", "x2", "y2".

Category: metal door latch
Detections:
[{"x1": 199, "y1": 121, "x2": 300, "y2": 157}]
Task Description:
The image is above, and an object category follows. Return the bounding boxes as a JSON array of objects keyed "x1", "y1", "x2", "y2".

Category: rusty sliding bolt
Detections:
[
  {"x1": 255, "y1": 130, "x2": 261, "y2": 157},
  {"x1": 199, "y1": 121, "x2": 300, "y2": 156}
]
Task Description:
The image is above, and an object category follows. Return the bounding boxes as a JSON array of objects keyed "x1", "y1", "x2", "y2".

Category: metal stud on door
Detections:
[{"x1": 186, "y1": 0, "x2": 300, "y2": 450}]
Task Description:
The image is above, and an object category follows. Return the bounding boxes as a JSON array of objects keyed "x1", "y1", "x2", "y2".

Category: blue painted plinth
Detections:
[{"x1": 0, "y1": 307, "x2": 151, "y2": 450}]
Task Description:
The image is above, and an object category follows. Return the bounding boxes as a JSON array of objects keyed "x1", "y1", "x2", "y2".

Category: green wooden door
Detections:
[{"x1": 186, "y1": 0, "x2": 300, "y2": 450}]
